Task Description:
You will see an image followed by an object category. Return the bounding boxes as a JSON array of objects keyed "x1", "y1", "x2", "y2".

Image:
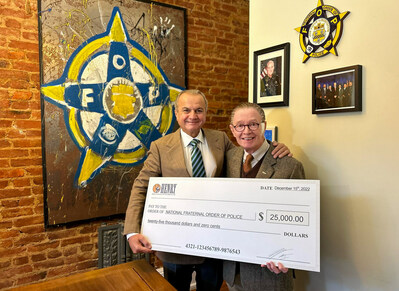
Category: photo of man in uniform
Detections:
[{"x1": 260, "y1": 58, "x2": 281, "y2": 97}]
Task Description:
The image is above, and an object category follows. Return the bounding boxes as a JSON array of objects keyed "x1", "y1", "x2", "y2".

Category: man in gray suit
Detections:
[
  {"x1": 124, "y1": 90, "x2": 291, "y2": 291},
  {"x1": 224, "y1": 102, "x2": 305, "y2": 291}
]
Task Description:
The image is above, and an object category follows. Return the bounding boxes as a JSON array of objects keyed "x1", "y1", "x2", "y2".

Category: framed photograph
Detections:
[
  {"x1": 312, "y1": 65, "x2": 362, "y2": 114},
  {"x1": 253, "y1": 43, "x2": 290, "y2": 107},
  {"x1": 39, "y1": 0, "x2": 186, "y2": 226},
  {"x1": 264, "y1": 126, "x2": 278, "y2": 142}
]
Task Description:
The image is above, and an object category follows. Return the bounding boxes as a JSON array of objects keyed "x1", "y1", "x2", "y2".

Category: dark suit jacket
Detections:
[
  {"x1": 223, "y1": 143, "x2": 305, "y2": 291},
  {"x1": 124, "y1": 128, "x2": 234, "y2": 264}
]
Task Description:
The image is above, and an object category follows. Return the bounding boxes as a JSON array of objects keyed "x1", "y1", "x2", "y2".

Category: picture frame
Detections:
[
  {"x1": 264, "y1": 126, "x2": 278, "y2": 142},
  {"x1": 39, "y1": 0, "x2": 186, "y2": 226},
  {"x1": 312, "y1": 65, "x2": 362, "y2": 114},
  {"x1": 253, "y1": 43, "x2": 290, "y2": 107}
]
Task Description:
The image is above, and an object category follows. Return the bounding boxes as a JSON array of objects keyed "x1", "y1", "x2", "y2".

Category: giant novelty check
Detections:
[{"x1": 141, "y1": 177, "x2": 320, "y2": 272}]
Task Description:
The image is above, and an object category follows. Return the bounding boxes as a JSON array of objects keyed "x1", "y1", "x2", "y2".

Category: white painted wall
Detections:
[{"x1": 250, "y1": 1, "x2": 399, "y2": 290}]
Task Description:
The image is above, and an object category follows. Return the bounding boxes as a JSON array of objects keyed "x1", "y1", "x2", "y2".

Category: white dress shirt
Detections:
[
  {"x1": 180, "y1": 129, "x2": 216, "y2": 178},
  {"x1": 242, "y1": 139, "x2": 270, "y2": 168}
]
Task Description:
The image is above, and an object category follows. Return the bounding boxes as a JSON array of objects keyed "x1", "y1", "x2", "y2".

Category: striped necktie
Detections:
[{"x1": 189, "y1": 139, "x2": 206, "y2": 177}]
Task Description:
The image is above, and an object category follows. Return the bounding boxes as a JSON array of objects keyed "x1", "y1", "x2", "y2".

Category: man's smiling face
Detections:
[
  {"x1": 230, "y1": 107, "x2": 266, "y2": 154},
  {"x1": 175, "y1": 92, "x2": 207, "y2": 138}
]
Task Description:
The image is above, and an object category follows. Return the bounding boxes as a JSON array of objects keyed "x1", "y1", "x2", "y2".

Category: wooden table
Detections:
[{"x1": 10, "y1": 260, "x2": 176, "y2": 291}]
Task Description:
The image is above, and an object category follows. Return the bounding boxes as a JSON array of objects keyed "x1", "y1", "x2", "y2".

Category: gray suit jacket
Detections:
[
  {"x1": 124, "y1": 128, "x2": 234, "y2": 264},
  {"x1": 223, "y1": 143, "x2": 305, "y2": 291}
]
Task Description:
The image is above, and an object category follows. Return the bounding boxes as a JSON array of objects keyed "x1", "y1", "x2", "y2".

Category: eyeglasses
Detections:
[{"x1": 232, "y1": 122, "x2": 260, "y2": 132}]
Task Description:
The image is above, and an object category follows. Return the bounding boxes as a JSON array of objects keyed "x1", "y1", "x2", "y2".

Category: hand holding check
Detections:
[
  {"x1": 262, "y1": 261, "x2": 289, "y2": 274},
  {"x1": 128, "y1": 234, "x2": 152, "y2": 254}
]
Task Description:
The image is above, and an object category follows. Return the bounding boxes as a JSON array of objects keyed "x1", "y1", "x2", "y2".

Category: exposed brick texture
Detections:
[{"x1": 0, "y1": 0, "x2": 248, "y2": 289}]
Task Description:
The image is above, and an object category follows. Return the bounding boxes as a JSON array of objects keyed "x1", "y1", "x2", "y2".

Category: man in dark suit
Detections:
[
  {"x1": 321, "y1": 83, "x2": 328, "y2": 108},
  {"x1": 124, "y1": 90, "x2": 291, "y2": 291},
  {"x1": 343, "y1": 83, "x2": 349, "y2": 107},
  {"x1": 347, "y1": 81, "x2": 354, "y2": 106},
  {"x1": 337, "y1": 83, "x2": 344, "y2": 107},
  {"x1": 332, "y1": 82, "x2": 338, "y2": 107},
  {"x1": 326, "y1": 84, "x2": 334, "y2": 107},
  {"x1": 224, "y1": 102, "x2": 305, "y2": 291},
  {"x1": 315, "y1": 83, "x2": 324, "y2": 109}
]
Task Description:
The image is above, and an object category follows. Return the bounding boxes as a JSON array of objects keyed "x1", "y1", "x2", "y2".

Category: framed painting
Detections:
[
  {"x1": 39, "y1": 0, "x2": 186, "y2": 226},
  {"x1": 312, "y1": 65, "x2": 362, "y2": 114},
  {"x1": 253, "y1": 43, "x2": 290, "y2": 107}
]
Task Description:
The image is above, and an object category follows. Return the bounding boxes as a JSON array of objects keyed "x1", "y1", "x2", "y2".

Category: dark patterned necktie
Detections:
[
  {"x1": 243, "y1": 154, "x2": 254, "y2": 173},
  {"x1": 189, "y1": 139, "x2": 206, "y2": 177}
]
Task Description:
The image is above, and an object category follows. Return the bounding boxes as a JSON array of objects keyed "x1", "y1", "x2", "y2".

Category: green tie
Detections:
[{"x1": 189, "y1": 139, "x2": 206, "y2": 177}]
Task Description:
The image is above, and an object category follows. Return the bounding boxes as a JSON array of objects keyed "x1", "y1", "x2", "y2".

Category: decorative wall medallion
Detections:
[{"x1": 295, "y1": 0, "x2": 349, "y2": 63}]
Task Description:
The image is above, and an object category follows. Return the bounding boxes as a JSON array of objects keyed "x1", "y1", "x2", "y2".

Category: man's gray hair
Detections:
[
  {"x1": 175, "y1": 89, "x2": 208, "y2": 111},
  {"x1": 230, "y1": 102, "x2": 266, "y2": 124}
]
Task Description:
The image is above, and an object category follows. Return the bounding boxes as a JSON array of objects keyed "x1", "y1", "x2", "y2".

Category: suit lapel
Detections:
[
  {"x1": 203, "y1": 128, "x2": 227, "y2": 177},
  {"x1": 228, "y1": 147, "x2": 244, "y2": 178},
  {"x1": 203, "y1": 129, "x2": 222, "y2": 160},
  {"x1": 165, "y1": 130, "x2": 190, "y2": 176},
  {"x1": 256, "y1": 144, "x2": 276, "y2": 178}
]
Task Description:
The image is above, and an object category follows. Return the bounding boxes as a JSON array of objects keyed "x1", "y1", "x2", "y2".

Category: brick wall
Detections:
[{"x1": 0, "y1": 0, "x2": 248, "y2": 289}]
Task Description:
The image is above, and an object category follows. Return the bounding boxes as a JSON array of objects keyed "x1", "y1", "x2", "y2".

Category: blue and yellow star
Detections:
[{"x1": 41, "y1": 7, "x2": 182, "y2": 188}]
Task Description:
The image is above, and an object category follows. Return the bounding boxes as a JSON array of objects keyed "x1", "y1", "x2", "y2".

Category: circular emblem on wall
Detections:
[{"x1": 295, "y1": 0, "x2": 349, "y2": 63}]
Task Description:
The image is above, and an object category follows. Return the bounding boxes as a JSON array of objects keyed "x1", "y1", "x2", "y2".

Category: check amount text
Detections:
[{"x1": 264, "y1": 210, "x2": 309, "y2": 226}]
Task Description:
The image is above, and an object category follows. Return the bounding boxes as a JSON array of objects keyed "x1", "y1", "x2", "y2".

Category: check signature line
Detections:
[
  {"x1": 258, "y1": 248, "x2": 310, "y2": 264},
  {"x1": 152, "y1": 197, "x2": 309, "y2": 207},
  {"x1": 268, "y1": 248, "x2": 292, "y2": 258},
  {"x1": 257, "y1": 256, "x2": 311, "y2": 264}
]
